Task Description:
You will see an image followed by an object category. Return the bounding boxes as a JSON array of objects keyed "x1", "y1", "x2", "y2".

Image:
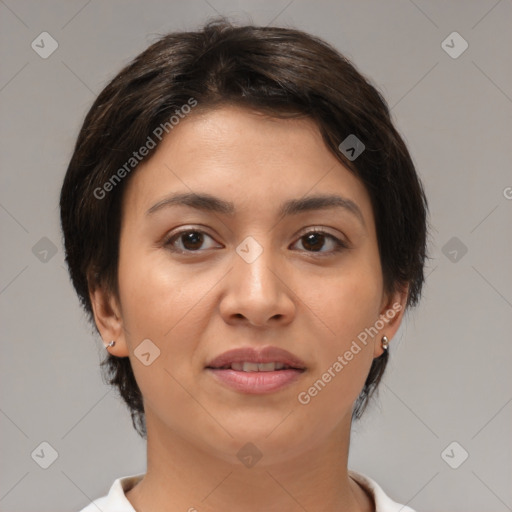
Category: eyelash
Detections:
[{"x1": 163, "y1": 228, "x2": 348, "y2": 256}]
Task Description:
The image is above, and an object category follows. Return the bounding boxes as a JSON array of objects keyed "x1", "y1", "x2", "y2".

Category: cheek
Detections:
[
  {"x1": 295, "y1": 288, "x2": 379, "y2": 427},
  {"x1": 116, "y1": 245, "x2": 216, "y2": 387},
  {"x1": 117, "y1": 243, "x2": 205, "y2": 338},
  {"x1": 115, "y1": 248, "x2": 203, "y2": 415},
  {"x1": 302, "y1": 257, "x2": 383, "y2": 347},
  {"x1": 295, "y1": 257, "x2": 383, "y2": 408}
]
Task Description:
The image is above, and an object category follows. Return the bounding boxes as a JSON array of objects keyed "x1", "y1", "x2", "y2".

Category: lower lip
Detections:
[{"x1": 206, "y1": 368, "x2": 305, "y2": 394}]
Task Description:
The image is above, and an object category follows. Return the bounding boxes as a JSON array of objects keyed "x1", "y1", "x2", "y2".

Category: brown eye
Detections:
[
  {"x1": 293, "y1": 230, "x2": 347, "y2": 254},
  {"x1": 164, "y1": 230, "x2": 219, "y2": 253},
  {"x1": 180, "y1": 231, "x2": 204, "y2": 250},
  {"x1": 301, "y1": 232, "x2": 326, "y2": 252}
]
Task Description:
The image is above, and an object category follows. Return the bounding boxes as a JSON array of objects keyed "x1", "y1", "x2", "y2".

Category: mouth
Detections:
[
  {"x1": 207, "y1": 361, "x2": 304, "y2": 372},
  {"x1": 205, "y1": 346, "x2": 307, "y2": 394}
]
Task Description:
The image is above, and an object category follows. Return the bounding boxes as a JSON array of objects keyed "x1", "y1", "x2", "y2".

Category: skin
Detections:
[{"x1": 90, "y1": 105, "x2": 408, "y2": 512}]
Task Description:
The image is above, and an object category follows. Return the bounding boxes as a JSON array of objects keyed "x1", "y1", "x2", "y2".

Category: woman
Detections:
[{"x1": 61, "y1": 18, "x2": 427, "y2": 512}]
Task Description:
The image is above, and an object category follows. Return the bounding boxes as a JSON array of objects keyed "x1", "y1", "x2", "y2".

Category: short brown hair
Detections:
[{"x1": 60, "y1": 19, "x2": 428, "y2": 438}]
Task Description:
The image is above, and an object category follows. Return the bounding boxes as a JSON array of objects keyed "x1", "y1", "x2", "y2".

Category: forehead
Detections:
[{"x1": 121, "y1": 105, "x2": 373, "y2": 224}]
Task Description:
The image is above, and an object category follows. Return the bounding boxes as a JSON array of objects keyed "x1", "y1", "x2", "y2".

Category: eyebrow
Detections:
[{"x1": 146, "y1": 192, "x2": 365, "y2": 226}]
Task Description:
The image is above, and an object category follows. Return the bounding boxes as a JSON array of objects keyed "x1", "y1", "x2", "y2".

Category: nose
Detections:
[{"x1": 219, "y1": 241, "x2": 296, "y2": 328}]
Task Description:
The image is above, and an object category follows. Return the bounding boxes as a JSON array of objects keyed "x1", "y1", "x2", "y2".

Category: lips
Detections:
[
  {"x1": 205, "y1": 347, "x2": 307, "y2": 394},
  {"x1": 206, "y1": 346, "x2": 307, "y2": 371}
]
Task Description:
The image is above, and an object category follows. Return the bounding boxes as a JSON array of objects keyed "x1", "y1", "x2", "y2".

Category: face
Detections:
[{"x1": 92, "y1": 105, "x2": 405, "y2": 465}]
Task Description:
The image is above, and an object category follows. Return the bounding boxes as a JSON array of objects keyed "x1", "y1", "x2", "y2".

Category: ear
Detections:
[
  {"x1": 373, "y1": 284, "x2": 409, "y2": 358},
  {"x1": 89, "y1": 281, "x2": 130, "y2": 358}
]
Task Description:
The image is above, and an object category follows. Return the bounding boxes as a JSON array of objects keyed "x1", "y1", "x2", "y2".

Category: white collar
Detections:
[{"x1": 349, "y1": 471, "x2": 416, "y2": 511}]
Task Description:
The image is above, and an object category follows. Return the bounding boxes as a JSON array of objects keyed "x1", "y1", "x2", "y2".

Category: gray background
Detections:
[{"x1": 1, "y1": 1, "x2": 511, "y2": 511}]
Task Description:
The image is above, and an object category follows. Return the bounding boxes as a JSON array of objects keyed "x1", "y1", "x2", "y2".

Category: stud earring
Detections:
[
  {"x1": 381, "y1": 335, "x2": 389, "y2": 350},
  {"x1": 104, "y1": 340, "x2": 116, "y2": 349}
]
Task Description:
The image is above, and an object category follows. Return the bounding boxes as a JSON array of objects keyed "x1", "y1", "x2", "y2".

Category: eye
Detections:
[
  {"x1": 163, "y1": 228, "x2": 348, "y2": 255},
  {"x1": 164, "y1": 229, "x2": 220, "y2": 253},
  {"x1": 291, "y1": 229, "x2": 348, "y2": 254}
]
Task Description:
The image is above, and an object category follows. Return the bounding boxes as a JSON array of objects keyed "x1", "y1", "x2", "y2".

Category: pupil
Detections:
[
  {"x1": 183, "y1": 232, "x2": 203, "y2": 250},
  {"x1": 304, "y1": 233, "x2": 323, "y2": 251}
]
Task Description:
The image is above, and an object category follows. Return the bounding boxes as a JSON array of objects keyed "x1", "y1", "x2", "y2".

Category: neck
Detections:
[{"x1": 126, "y1": 411, "x2": 373, "y2": 512}]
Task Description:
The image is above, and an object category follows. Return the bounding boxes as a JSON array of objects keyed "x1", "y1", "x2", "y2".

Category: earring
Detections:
[
  {"x1": 381, "y1": 335, "x2": 389, "y2": 350},
  {"x1": 104, "y1": 340, "x2": 116, "y2": 349}
]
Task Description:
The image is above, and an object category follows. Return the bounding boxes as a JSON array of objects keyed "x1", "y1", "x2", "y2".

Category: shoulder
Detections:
[
  {"x1": 349, "y1": 471, "x2": 417, "y2": 512},
  {"x1": 77, "y1": 473, "x2": 145, "y2": 512}
]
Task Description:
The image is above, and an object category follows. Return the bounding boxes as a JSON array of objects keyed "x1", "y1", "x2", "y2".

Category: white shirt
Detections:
[{"x1": 78, "y1": 471, "x2": 415, "y2": 511}]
